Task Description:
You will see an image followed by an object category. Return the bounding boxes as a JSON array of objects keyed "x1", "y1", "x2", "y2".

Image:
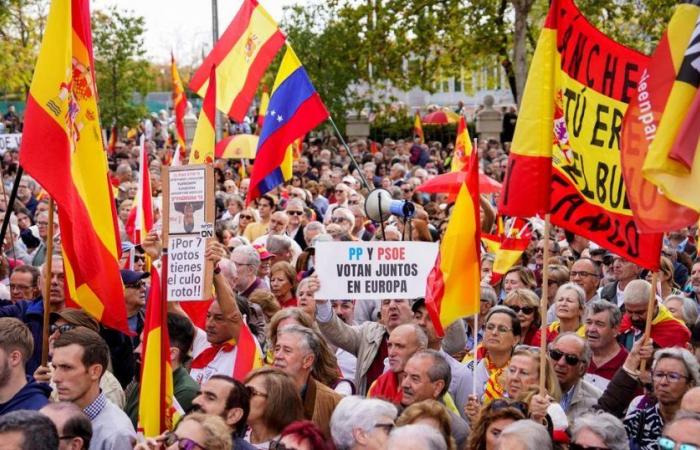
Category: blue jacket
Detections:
[
  {"x1": 0, "y1": 376, "x2": 51, "y2": 414},
  {"x1": 0, "y1": 298, "x2": 44, "y2": 375}
]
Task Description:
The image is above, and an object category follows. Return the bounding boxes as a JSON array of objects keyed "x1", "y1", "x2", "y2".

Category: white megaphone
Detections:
[{"x1": 365, "y1": 189, "x2": 415, "y2": 222}]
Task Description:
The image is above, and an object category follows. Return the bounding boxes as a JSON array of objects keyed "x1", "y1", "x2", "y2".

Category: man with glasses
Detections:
[
  {"x1": 330, "y1": 208, "x2": 355, "y2": 237},
  {"x1": 9, "y1": 265, "x2": 40, "y2": 303},
  {"x1": 17, "y1": 176, "x2": 39, "y2": 216},
  {"x1": 659, "y1": 411, "x2": 700, "y2": 450},
  {"x1": 624, "y1": 348, "x2": 700, "y2": 450},
  {"x1": 618, "y1": 280, "x2": 690, "y2": 351},
  {"x1": 120, "y1": 269, "x2": 149, "y2": 337},
  {"x1": 569, "y1": 257, "x2": 601, "y2": 303},
  {"x1": 548, "y1": 332, "x2": 602, "y2": 421},
  {"x1": 325, "y1": 183, "x2": 350, "y2": 224},
  {"x1": 285, "y1": 198, "x2": 307, "y2": 250},
  {"x1": 40, "y1": 402, "x2": 92, "y2": 450}
]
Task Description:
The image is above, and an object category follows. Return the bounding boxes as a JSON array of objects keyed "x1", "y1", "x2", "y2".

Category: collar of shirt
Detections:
[
  {"x1": 83, "y1": 392, "x2": 106, "y2": 421},
  {"x1": 560, "y1": 385, "x2": 575, "y2": 411}
]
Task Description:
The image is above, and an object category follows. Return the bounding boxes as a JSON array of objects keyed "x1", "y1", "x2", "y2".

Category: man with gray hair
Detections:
[
  {"x1": 496, "y1": 420, "x2": 552, "y2": 450},
  {"x1": 619, "y1": 279, "x2": 690, "y2": 351},
  {"x1": 571, "y1": 412, "x2": 629, "y2": 450},
  {"x1": 230, "y1": 245, "x2": 262, "y2": 298},
  {"x1": 400, "y1": 350, "x2": 469, "y2": 449},
  {"x1": 303, "y1": 221, "x2": 326, "y2": 247},
  {"x1": 0, "y1": 409, "x2": 59, "y2": 450},
  {"x1": 387, "y1": 424, "x2": 447, "y2": 450},
  {"x1": 624, "y1": 347, "x2": 700, "y2": 450},
  {"x1": 583, "y1": 300, "x2": 627, "y2": 390},
  {"x1": 331, "y1": 396, "x2": 397, "y2": 450},
  {"x1": 549, "y1": 332, "x2": 602, "y2": 421},
  {"x1": 273, "y1": 324, "x2": 342, "y2": 438}
]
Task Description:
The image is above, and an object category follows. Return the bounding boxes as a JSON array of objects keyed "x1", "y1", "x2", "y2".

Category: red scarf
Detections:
[
  {"x1": 190, "y1": 338, "x2": 236, "y2": 369},
  {"x1": 367, "y1": 371, "x2": 403, "y2": 405}
]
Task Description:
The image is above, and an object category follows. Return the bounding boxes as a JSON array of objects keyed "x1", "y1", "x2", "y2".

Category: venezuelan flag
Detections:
[
  {"x1": 247, "y1": 45, "x2": 329, "y2": 203},
  {"x1": 189, "y1": 0, "x2": 285, "y2": 122},
  {"x1": 171, "y1": 53, "x2": 187, "y2": 151},
  {"x1": 19, "y1": 0, "x2": 129, "y2": 334},
  {"x1": 450, "y1": 116, "x2": 472, "y2": 172},
  {"x1": 189, "y1": 65, "x2": 217, "y2": 164}
]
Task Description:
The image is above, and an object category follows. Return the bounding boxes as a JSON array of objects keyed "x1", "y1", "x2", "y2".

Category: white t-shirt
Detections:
[{"x1": 190, "y1": 327, "x2": 239, "y2": 385}]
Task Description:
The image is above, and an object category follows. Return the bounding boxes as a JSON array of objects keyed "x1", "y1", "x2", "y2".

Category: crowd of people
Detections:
[{"x1": 0, "y1": 106, "x2": 699, "y2": 450}]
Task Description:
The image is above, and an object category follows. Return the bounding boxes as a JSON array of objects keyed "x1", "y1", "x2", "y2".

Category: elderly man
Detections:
[
  {"x1": 330, "y1": 396, "x2": 397, "y2": 450},
  {"x1": 40, "y1": 402, "x2": 93, "y2": 450},
  {"x1": 600, "y1": 256, "x2": 641, "y2": 307},
  {"x1": 570, "y1": 257, "x2": 601, "y2": 303},
  {"x1": 273, "y1": 324, "x2": 342, "y2": 438},
  {"x1": 367, "y1": 324, "x2": 427, "y2": 404},
  {"x1": 285, "y1": 198, "x2": 307, "y2": 250},
  {"x1": 330, "y1": 207, "x2": 356, "y2": 237},
  {"x1": 661, "y1": 412, "x2": 700, "y2": 450},
  {"x1": 682, "y1": 387, "x2": 700, "y2": 412},
  {"x1": 0, "y1": 410, "x2": 59, "y2": 450},
  {"x1": 548, "y1": 332, "x2": 602, "y2": 421},
  {"x1": 618, "y1": 279, "x2": 690, "y2": 351},
  {"x1": 624, "y1": 348, "x2": 700, "y2": 450},
  {"x1": 399, "y1": 350, "x2": 469, "y2": 449},
  {"x1": 9, "y1": 265, "x2": 40, "y2": 303},
  {"x1": 583, "y1": 300, "x2": 627, "y2": 390},
  {"x1": 230, "y1": 245, "x2": 263, "y2": 299}
]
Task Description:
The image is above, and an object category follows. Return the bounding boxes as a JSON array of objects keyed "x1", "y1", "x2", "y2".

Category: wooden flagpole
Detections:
[
  {"x1": 41, "y1": 198, "x2": 55, "y2": 366},
  {"x1": 639, "y1": 271, "x2": 658, "y2": 373},
  {"x1": 539, "y1": 214, "x2": 551, "y2": 394}
]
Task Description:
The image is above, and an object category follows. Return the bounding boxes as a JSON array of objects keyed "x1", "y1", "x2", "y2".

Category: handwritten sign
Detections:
[{"x1": 314, "y1": 241, "x2": 439, "y2": 300}]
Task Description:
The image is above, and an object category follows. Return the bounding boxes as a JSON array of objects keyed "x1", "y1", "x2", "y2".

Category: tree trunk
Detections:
[{"x1": 511, "y1": 0, "x2": 534, "y2": 107}]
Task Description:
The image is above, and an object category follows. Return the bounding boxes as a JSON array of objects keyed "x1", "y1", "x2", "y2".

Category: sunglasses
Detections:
[
  {"x1": 133, "y1": 255, "x2": 145, "y2": 263},
  {"x1": 331, "y1": 217, "x2": 348, "y2": 223},
  {"x1": 239, "y1": 214, "x2": 253, "y2": 220},
  {"x1": 659, "y1": 437, "x2": 698, "y2": 450},
  {"x1": 570, "y1": 444, "x2": 610, "y2": 450},
  {"x1": 549, "y1": 349, "x2": 581, "y2": 366},
  {"x1": 50, "y1": 324, "x2": 76, "y2": 335},
  {"x1": 508, "y1": 305, "x2": 535, "y2": 315},
  {"x1": 164, "y1": 432, "x2": 207, "y2": 450},
  {"x1": 488, "y1": 399, "x2": 529, "y2": 416},
  {"x1": 286, "y1": 210, "x2": 304, "y2": 216},
  {"x1": 125, "y1": 280, "x2": 145, "y2": 289}
]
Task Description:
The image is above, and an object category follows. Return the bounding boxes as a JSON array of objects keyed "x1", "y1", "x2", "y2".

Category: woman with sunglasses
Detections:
[
  {"x1": 466, "y1": 399, "x2": 526, "y2": 450},
  {"x1": 570, "y1": 411, "x2": 629, "y2": 450},
  {"x1": 165, "y1": 412, "x2": 232, "y2": 450},
  {"x1": 504, "y1": 289, "x2": 540, "y2": 346},
  {"x1": 236, "y1": 208, "x2": 259, "y2": 237},
  {"x1": 534, "y1": 282, "x2": 586, "y2": 345}
]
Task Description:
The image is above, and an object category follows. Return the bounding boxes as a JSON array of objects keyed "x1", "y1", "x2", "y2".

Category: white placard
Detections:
[
  {"x1": 168, "y1": 167, "x2": 206, "y2": 235},
  {"x1": 167, "y1": 235, "x2": 207, "y2": 301},
  {"x1": 314, "y1": 241, "x2": 439, "y2": 300},
  {"x1": 0, "y1": 134, "x2": 21, "y2": 153}
]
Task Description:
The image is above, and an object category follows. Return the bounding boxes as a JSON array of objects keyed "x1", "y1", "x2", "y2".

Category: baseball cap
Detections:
[
  {"x1": 120, "y1": 269, "x2": 149, "y2": 285},
  {"x1": 253, "y1": 244, "x2": 273, "y2": 260}
]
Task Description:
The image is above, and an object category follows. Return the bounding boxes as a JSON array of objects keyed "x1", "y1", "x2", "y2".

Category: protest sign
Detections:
[
  {"x1": 162, "y1": 165, "x2": 214, "y2": 301},
  {"x1": 0, "y1": 134, "x2": 21, "y2": 154},
  {"x1": 314, "y1": 241, "x2": 439, "y2": 300}
]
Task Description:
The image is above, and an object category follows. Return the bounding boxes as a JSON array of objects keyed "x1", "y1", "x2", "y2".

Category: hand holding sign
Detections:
[
  {"x1": 205, "y1": 240, "x2": 227, "y2": 266},
  {"x1": 141, "y1": 231, "x2": 162, "y2": 260}
]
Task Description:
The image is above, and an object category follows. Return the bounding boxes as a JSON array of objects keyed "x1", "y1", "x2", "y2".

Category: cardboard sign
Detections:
[
  {"x1": 162, "y1": 165, "x2": 215, "y2": 301},
  {"x1": 314, "y1": 241, "x2": 439, "y2": 300},
  {"x1": 0, "y1": 134, "x2": 21, "y2": 154}
]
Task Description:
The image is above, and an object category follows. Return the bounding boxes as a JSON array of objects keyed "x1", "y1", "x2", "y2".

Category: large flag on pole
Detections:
[
  {"x1": 125, "y1": 136, "x2": 154, "y2": 244},
  {"x1": 621, "y1": 3, "x2": 700, "y2": 232},
  {"x1": 414, "y1": 113, "x2": 424, "y2": 144},
  {"x1": 189, "y1": 65, "x2": 217, "y2": 164},
  {"x1": 246, "y1": 45, "x2": 329, "y2": 204},
  {"x1": 450, "y1": 116, "x2": 472, "y2": 172},
  {"x1": 19, "y1": 0, "x2": 129, "y2": 333},
  {"x1": 189, "y1": 0, "x2": 285, "y2": 122},
  {"x1": 424, "y1": 149, "x2": 481, "y2": 335},
  {"x1": 171, "y1": 53, "x2": 187, "y2": 151},
  {"x1": 498, "y1": 0, "x2": 662, "y2": 270}
]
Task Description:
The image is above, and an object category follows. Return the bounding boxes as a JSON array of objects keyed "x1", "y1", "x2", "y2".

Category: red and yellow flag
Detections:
[
  {"x1": 19, "y1": 0, "x2": 129, "y2": 333},
  {"x1": 233, "y1": 322, "x2": 264, "y2": 381},
  {"x1": 106, "y1": 125, "x2": 117, "y2": 155},
  {"x1": 451, "y1": 116, "x2": 472, "y2": 172},
  {"x1": 189, "y1": 0, "x2": 285, "y2": 122},
  {"x1": 189, "y1": 65, "x2": 217, "y2": 164},
  {"x1": 171, "y1": 53, "x2": 187, "y2": 152},
  {"x1": 425, "y1": 149, "x2": 481, "y2": 335},
  {"x1": 138, "y1": 266, "x2": 176, "y2": 437},
  {"x1": 498, "y1": 0, "x2": 662, "y2": 270},
  {"x1": 414, "y1": 113, "x2": 424, "y2": 144},
  {"x1": 125, "y1": 136, "x2": 154, "y2": 245},
  {"x1": 621, "y1": 3, "x2": 700, "y2": 232}
]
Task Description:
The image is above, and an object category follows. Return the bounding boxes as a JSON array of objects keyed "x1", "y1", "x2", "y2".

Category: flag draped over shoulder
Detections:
[
  {"x1": 188, "y1": 0, "x2": 285, "y2": 122},
  {"x1": 414, "y1": 113, "x2": 424, "y2": 144},
  {"x1": 621, "y1": 3, "x2": 700, "y2": 232},
  {"x1": 451, "y1": 116, "x2": 472, "y2": 172},
  {"x1": 138, "y1": 266, "x2": 176, "y2": 437},
  {"x1": 498, "y1": 0, "x2": 662, "y2": 270},
  {"x1": 189, "y1": 65, "x2": 217, "y2": 164},
  {"x1": 171, "y1": 53, "x2": 187, "y2": 151},
  {"x1": 425, "y1": 150, "x2": 481, "y2": 335},
  {"x1": 19, "y1": 0, "x2": 129, "y2": 333},
  {"x1": 247, "y1": 46, "x2": 329, "y2": 203},
  {"x1": 126, "y1": 136, "x2": 153, "y2": 244}
]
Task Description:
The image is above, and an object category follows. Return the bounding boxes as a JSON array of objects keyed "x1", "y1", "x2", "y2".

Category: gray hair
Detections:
[
  {"x1": 623, "y1": 279, "x2": 652, "y2": 306},
  {"x1": 551, "y1": 332, "x2": 593, "y2": 366},
  {"x1": 480, "y1": 284, "x2": 497, "y2": 307},
  {"x1": 411, "y1": 350, "x2": 451, "y2": 397},
  {"x1": 572, "y1": 412, "x2": 629, "y2": 450},
  {"x1": 387, "y1": 424, "x2": 446, "y2": 450},
  {"x1": 231, "y1": 245, "x2": 260, "y2": 270},
  {"x1": 285, "y1": 198, "x2": 306, "y2": 210},
  {"x1": 556, "y1": 282, "x2": 586, "y2": 309},
  {"x1": 499, "y1": 420, "x2": 552, "y2": 450},
  {"x1": 664, "y1": 295, "x2": 699, "y2": 326},
  {"x1": 277, "y1": 324, "x2": 321, "y2": 362},
  {"x1": 442, "y1": 318, "x2": 467, "y2": 355},
  {"x1": 332, "y1": 207, "x2": 356, "y2": 228},
  {"x1": 392, "y1": 323, "x2": 429, "y2": 350},
  {"x1": 653, "y1": 347, "x2": 700, "y2": 386},
  {"x1": 224, "y1": 194, "x2": 244, "y2": 209},
  {"x1": 304, "y1": 221, "x2": 325, "y2": 239},
  {"x1": 0, "y1": 410, "x2": 59, "y2": 450},
  {"x1": 667, "y1": 410, "x2": 700, "y2": 428},
  {"x1": 585, "y1": 299, "x2": 623, "y2": 328},
  {"x1": 331, "y1": 396, "x2": 397, "y2": 450},
  {"x1": 266, "y1": 235, "x2": 293, "y2": 256}
]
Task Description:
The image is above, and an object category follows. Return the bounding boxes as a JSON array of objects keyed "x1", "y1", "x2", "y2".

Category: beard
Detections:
[{"x1": 0, "y1": 358, "x2": 10, "y2": 388}]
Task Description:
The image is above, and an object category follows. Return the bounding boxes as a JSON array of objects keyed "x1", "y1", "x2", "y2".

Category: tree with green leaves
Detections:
[{"x1": 92, "y1": 8, "x2": 152, "y2": 129}]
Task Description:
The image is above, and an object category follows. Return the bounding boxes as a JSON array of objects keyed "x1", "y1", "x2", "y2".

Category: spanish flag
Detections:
[
  {"x1": 232, "y1": 322, "x2": 264, "y2": 381},
  {"x1": 138, "y1": 266, "x2": 177, "y2": 437},
  {"x1": 425, "y1": 149, "x2": 481, "y2": 335},
  {"x1": 125, "y1": 136, "x2": 153, "y2": 245},
  {"x1": 414, "y1": 113, "x2": 424, "y2": 144},
  {"x1": 106, "y1": 125, "x2": 117, "y2": 155},
  {"x1": 450, "y1": 116, "x2": 472, "y2": 172},
  {"x1": 189, "y1": 0, "x2": 285, "y2": 122},
  {"x1": 19, "y1": 0, "x2": 129, "y2": 334},
  {"x1": 171, "y1": 53, "x2": 187, "y2": 151},
  {"x1": 189, "y1": 65, "x2": 217, "y2": 164}
]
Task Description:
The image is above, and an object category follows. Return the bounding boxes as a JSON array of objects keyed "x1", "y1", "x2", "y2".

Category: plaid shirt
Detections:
[{"x1": 82, "y1": 392, "x2": 106, "y2": 421}]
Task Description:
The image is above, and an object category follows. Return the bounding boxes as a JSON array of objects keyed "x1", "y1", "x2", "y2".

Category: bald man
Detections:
[{"x1": 681, "y1": 387, "x2": 700, "y2": 413}]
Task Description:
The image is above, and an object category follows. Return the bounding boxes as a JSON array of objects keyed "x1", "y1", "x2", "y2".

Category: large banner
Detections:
[{"x1": 499, "y1": 0, "x2": 662, "y2": 269}]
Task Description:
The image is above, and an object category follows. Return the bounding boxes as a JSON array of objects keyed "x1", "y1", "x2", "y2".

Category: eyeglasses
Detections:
[
  {"x1": 9, "y1": 283, "x2": 33, "y2": 291},
  {"x1": 133, "y1": 255, "x2": 145, "y2": 263},
  {"x1": 570, "y1": 271, "x2": 598, "y2": 278},
  {"x1": 549, "y1": 349, "x2": 581, "y2": 366},
  {"x1": 335, "y1": 189, "x2": 345, "y2": 194},
  {"x1": 286, "y1": 210, "x2": 304, "y2": 216},
  {"x1": 488, "y1": 399, "x2": 529, "y2": 416},
  {"x1": 652, "y1": 371, "x2": 689, "y2": 383},
  {"x1": 125, "y1": 280, "x2": 145, "y2": 289},
  {"x1": 164, "y1": 432, "x2": 207, "y2": 450},
  {"x1": 239, "y1": 214, "x2": 253, "y2": 220},
  {"x1": 50, "y1": 324, "x2": 76, "y2": 335},
  {"x1": 508, "y1": 305, "x2": 535, "y2": 315},
  {"x1": 659, "y1": 437, "x2": 699, "y2": 450},
  {"x1": 485, "y1": 323, "x2": 512, "y2": 334},
  {"x1": 246, "y1": 386, "x2": 268, "y2": 398},
  {"x1": 348, "y1": 200, "x2": 360, "y2": 205},
  {"x1": 374, "y1": 422, "x2": 395, "y2": 433},
  {"x1": 570, "y1": 443, "x2": 611, "y2": 450}
]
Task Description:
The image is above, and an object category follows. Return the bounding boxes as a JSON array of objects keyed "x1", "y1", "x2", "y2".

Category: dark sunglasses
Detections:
[
  {"x1": 164, "y1": 432, "x2": 207, "y2": 450},
  {"x1": 549, "y1": 349, "x2": 581, "y2": 366},
  {"x1": 125, "y1": 280, "x2": 145, "y2": 289},
  {"x1": 133, "y1": 255, "x2": 145, "y2": 262},
  {"x1": 508, "y1": 305, "x2": 535, "y2": 315},
  {"x1": 489, "y1": 398, "x2": 529, "y2": 416},
  {"x1": 50, "y1": 324, "x2": 76, "y2": 335},
  {"x1": 239, "y1": 214, "x2": 253, "y2": 220},
  {"x1": 286, "y1": 210, "x2": 304, "y2": 216}
]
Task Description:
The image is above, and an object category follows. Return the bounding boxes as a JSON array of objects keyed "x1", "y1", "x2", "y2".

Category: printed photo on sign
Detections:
[{"x1": 168, "y1": 167, "x2": 206, "y2": 235}]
